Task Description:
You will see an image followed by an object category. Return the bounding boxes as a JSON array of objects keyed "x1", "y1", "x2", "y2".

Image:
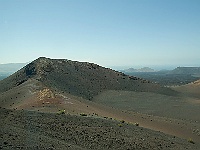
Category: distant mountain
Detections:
[
  {"x1": 0, "y1": 63, "x2": 27, "y2": 75},
  {"x1": 170, "y1": 67, "x2": 200, "y2": 75},
  {"x1": 123, "y1": 67, "x2": 155, "y2": 73},
  {"x1": 123, "y1": 68, "x2": 137, "y2": 73}
]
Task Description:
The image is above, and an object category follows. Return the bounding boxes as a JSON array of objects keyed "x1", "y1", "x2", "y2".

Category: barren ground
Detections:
[
  {"x1": 0, "y1": 108, "x2": 199, "y2": 150},
  {"x1": 0, "y1": 58, "x2": 200, "y2": 149}
]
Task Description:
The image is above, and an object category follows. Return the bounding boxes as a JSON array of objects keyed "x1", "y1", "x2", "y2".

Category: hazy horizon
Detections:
[
  {"x1": 0, "y1": 58, "x2": 199, "y2": 72},
  {"x1": 1, "y1": 0, "x2": 200, "y2": 67}
]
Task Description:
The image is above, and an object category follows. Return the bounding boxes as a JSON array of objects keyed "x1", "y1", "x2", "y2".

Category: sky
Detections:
[{"x1": 0, "y1": 0, "x2": 200, "y2": 69}]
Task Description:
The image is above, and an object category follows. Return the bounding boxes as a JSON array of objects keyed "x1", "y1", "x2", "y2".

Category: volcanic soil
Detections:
[
  {"x1": 1, "y1": 107, "x2": 199, "y2": 150},
  {"x1": 0, "y1": 57, "x2": 200, "y2": 149}
]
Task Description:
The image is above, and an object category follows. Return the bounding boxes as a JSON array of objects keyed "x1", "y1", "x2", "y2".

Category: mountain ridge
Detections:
[
  {"x1": 123, "y1": 67, "x2": 155, "y2": 73},
  {"x1": 170, "y1": 67, "x2": 200, "y2": 74}
]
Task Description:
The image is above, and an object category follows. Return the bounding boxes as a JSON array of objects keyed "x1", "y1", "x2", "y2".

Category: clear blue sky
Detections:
[{"x1": 0, "y1": 0, "x2": 199, "y2": 68}]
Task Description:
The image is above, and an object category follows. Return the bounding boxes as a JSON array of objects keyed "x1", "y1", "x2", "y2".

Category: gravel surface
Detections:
[{"x1": 0, "y1": 108, "x2": 198, "y2": 150}]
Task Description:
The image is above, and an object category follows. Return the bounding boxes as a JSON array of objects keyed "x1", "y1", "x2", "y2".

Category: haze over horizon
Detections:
[{"x1": 0, "y1": 0, "x2": 200, "y2": 68}]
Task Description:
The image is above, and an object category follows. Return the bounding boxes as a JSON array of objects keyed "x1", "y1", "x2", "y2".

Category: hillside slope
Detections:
[
  {"x1": 0, "y1": 57, "x2": 177, "y2": 100},
  {"x1": 0, "y1": 108, "x2": 199, "y2": 150}
]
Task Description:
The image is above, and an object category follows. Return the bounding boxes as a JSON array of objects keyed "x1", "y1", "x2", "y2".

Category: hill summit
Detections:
[{"x1": 0, "y1": 57, "x2": 176, "y2": 100}]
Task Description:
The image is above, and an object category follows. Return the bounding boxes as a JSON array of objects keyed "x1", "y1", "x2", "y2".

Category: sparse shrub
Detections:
[
  {"x1": 94, "y1": 113, "x2": 98, "y2": 116},
  {"x1": 58, "y1": 109, "x2": 65, "y2": 114},
  {"x1": 80, "y1": 113, "x2": 87, "y2": 116},
  {"x1": 135, "y1": 122, "x2": 139, "y2": 126},
  {"x1": 188, "y1": 138, "x2": 195, "y2": 144},
  {"x1": 120, "y1": 120, "x2": 125, "y2": 123},
  {"x1": 118, "y1": 124, "x2": 123, "y2": 127}
]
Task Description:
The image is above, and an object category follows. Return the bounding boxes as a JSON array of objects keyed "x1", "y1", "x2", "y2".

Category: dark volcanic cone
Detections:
[{"x1": 0, "y1": 57, "x2": 177, "y2": 100}]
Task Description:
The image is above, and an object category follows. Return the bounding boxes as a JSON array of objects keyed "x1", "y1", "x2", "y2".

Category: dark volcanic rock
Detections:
[
  {"x1": 0, "y1": 57, "x2": 178, "y2": 99},
  {"x1": 0, "y1": 108, "x2": 198, "y2": 150}
]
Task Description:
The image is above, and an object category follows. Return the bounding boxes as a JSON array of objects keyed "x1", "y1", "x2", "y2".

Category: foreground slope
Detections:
[{"x1": 0, "y1": 108, "x2": 198, "y2": 150}]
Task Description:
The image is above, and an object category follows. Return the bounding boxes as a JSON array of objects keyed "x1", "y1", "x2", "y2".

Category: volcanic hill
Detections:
[{"x1": 0, "y1": 57, "x2": 176, "y2": 100}]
